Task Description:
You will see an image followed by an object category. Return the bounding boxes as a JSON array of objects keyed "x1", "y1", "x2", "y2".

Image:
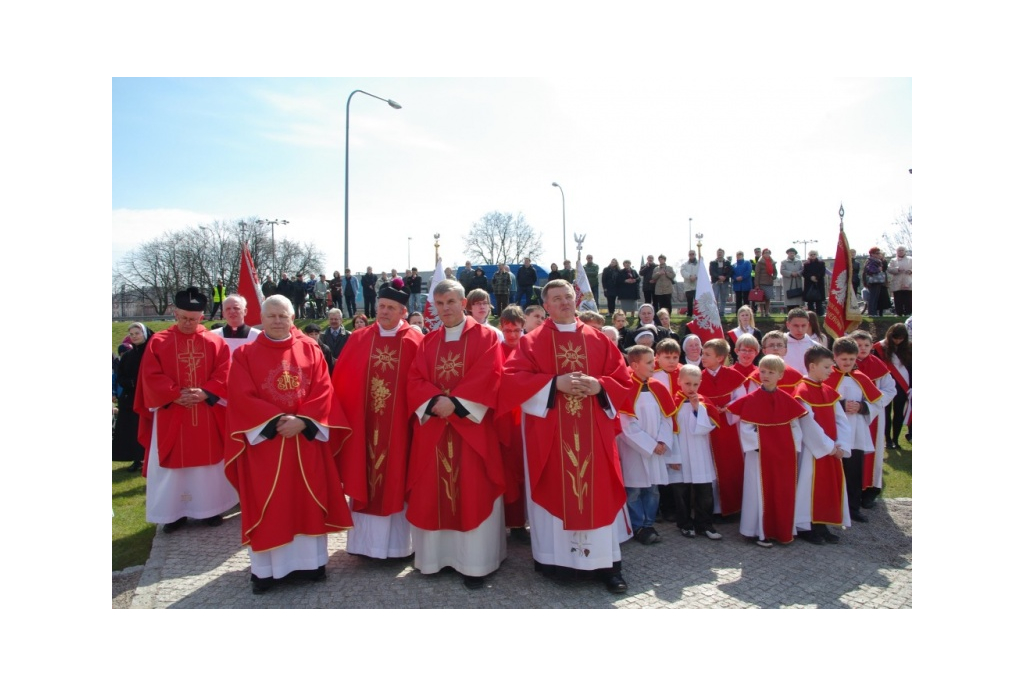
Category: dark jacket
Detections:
[
  {"x1": 639, "y1": 262, "x2": 656, "y2": 294},
  {"x1": 802, "y1": 259, "x2": 827, "y2": 300},
  {"x1": 601, "y1": 265, "x2": 619, "y2": 294},
  {"x1": 322, "y1": 326, "x2": 350, "y2": 362},
  {"x1": 361, "y1": 273, "x2": 377, "y2": 299},
  {"x1": 469, "y1": 274, "x2": 490, "y2": 292},
  {"x1": 615, "y1": 267, "x2": 641, "y2": 300},
  {"x1": 517, "y1": 265, "x2": 538, "y2": 290},
  {"x1": 408, "y1": 275, "x2": 423, "y2": 294},
  {"x1": 709, "y1": 259, "x2": 732, "y2": 284}
]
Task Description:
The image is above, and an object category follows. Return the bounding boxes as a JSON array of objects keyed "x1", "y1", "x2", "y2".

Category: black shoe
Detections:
[
  {"x1": 202, "y1": 515, "x2": 223, "y2": 527},
  {"x1": 462, "y1": 573, "x2": 486, "y2": 590},
  {"x1": 862, "y1": 498, "x2": 877, "y2": 510},
  {"x1": 599, "y1": 571, "x2": 628, "y2": 594},
  {"x1": 251, "y1": 574, "x2": 275, "y2": 594},
  {"x1": 509, "y1": 527, "x2": 531, "y2": 544},
  {"x1": 850, "y1": 511, "x2": 869, "y2": 523},
  {"x1": 885, "y1": 441, "x2": 895, "y2": 450},
  {"x1": 679, "y1": 527, "x2": 697, "y2": 538},
  {"x1": 905, "y1": 432, "x2": 911, "y2": 442},
  {"x1": 126, "y1": 461, "x2": 142, "y2": 472},
  {"x1": 797, "y1": 530, "x2": 825, "y2": 545},
  {"x1": 820, "y1": 528, "x2": 840, "y2": 544},
  {"x1": 163, "y1": 517, "x2": 187, "y2": 534}
]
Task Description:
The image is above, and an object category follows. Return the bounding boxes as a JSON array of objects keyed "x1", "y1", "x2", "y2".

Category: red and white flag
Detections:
[
  {"x1": 422, "y1": 257, "x2": 446, "y2": 332},
  {"x1": 686, "y1": 256, "x2": 724, "y2": 343},
  {"x1": 824, "y1": 227, "x2": 862, "y2": 339},
  {"x1": 236, "y1": 243, "x2": 264, "y2": 327},
  {"x1": 575, "y1": 253, "x2": 598, "y2": 311}
]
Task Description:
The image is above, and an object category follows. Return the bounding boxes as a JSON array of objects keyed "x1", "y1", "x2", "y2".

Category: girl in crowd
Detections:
[{"x1": 874, "y1": 323, "x2": 911, "y2": 449}]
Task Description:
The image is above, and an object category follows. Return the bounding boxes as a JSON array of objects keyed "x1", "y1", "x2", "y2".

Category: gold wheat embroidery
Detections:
[
  {"x1": 366, "y1": 422, "x2": 387, "y2": 500},
  {"x1": 562, "y1": 424, "x2": 591, "y2": 513},
  {"x1": 438, "y1": 433, "x2": 459, "y2": 514}
]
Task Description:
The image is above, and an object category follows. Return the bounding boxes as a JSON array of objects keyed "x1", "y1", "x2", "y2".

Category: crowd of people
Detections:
[{"x1": 113, "y1": 259, "x2": 911, "y2": 599}]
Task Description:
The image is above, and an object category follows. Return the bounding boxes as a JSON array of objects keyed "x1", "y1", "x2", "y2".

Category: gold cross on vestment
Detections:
[{"x1": 177, "y1": 339, "x2": 206, "y2": 426}]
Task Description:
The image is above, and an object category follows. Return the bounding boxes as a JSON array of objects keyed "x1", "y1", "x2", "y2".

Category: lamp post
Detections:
[
  {"x1": 689, "y1": 217, "x2": 693, "y2": 252},
  {"x1": 256, "y1": 218, "x2": 288, "y2": 276},
  {"x1": 551, "y1": 181, "x2": 566, "y2": 261},
  {"x1": 793, "y1": 238, "x2": 818, "y2": 259},
  {"x1": 345, "y1": 89, "x2": 402, "y2": 272}
]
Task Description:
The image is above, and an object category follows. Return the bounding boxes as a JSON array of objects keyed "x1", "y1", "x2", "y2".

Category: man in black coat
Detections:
[
  {"x1": 638, "y1": 255, "x2": 656, "y2": 305},
  {"x1": 361, "y1": 267, "x2": 377, "y2": 318},
  {"x1": 516, "y1": 257, "x2": 538, "y2": 307},
  {"x1": 323, "y1": 308, "x2": 350, "y2": 365}
]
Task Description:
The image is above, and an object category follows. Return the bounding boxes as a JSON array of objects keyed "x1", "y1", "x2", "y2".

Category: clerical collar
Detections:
[
  {"x1": 554, "y1": 320, "x2": 576, "y2": 332},
  {"x1": 264, "y1": 332, "x2": 292, "y2": 341},
  {"x1": 377, "y1": 320, "x2": 404, "y2": 337},
  {"x1": 444, "y1": 317, "x2": 467, "y2": 341}
]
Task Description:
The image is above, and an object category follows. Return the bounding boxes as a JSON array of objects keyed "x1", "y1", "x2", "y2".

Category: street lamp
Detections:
[
  {"x1": 407, "y1": 237, "x2": 412, "y2": 270},
  {"x1": 345, "y1": 89, "x2": 402, "y2": 272},
  {"x1": 552, "y1": 181, "x2": 566, "y2": 261},
  {"x1": 689, "y1": 217, "x2": 693, "y2": 252},
  {"x1": 793, "y1": 238, "x2": 818, "y2": 259},
  {"x1": 256, "y1": 218, "x2": 288, "y2": 275}
]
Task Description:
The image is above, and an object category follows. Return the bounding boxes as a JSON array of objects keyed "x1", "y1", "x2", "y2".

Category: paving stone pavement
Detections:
[{"x1": 128, "y1": 498, "x2": 911, "y2": 609}]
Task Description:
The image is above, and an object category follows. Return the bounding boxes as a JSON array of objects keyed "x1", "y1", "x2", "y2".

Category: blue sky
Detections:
[{"x1": 113, "y1": 77, "x2": 911, "y2": 279}]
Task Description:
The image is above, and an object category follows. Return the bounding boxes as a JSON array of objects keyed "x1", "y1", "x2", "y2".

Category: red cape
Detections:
[
  {"x1": 702, "y1": 366, "x2": 747, "y2": 515},
  {"x1": 224, "y1": 328, "x2": 353, "y2": 552},
  {"x1": 620, "y1": 372, "x2": 678, "y2": 419},
  {"x1": 794, "y1": 379, "x2": 846, "y2": 525},
  {"x1": 135, "y1": 325, "x2": 230, "y2": 475},
  {"x1": 406, "y1": 318, "x2": 505, "y2": 532},
  {"x1": 727, "y1": 388, "x2": 807, "y2": 543},
  {"x1": 332, "y1": 322, "x2": 423, "y2": 516},
  {"x1": 501, "y1": 318, "x2": 633, "y2": 530},
  {"x1": 873, "y1": 342, "x2": 910, "y2": 394}
]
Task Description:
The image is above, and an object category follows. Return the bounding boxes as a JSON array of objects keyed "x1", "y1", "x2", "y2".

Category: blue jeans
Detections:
[
  {"x1": 626, "y1": 486, "x2": 660, "y2": 530},
  {"x1": 410, "y1": 293, "x2": 424, "y2": 314},
  {"x1": 712, "y1": 281, "x2": 730, "y2": 317}
]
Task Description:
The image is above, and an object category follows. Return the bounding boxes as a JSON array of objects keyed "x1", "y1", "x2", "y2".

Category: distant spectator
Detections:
[
  {"x1": 679, "y1": 250, "x2": 699, "y2": 316},
  {"x1": 517, "y1": 258, "x2": 538, "y2": 307},
  {"x1": 210, "y1": 279, "x2": 226, "y2": 319},
  {"x1": 602, "y1": 258, "x2": 620, "y2": 315},
  {"x1": 616, "y1": 260, "x2": 641, "y2": 315},
  {"x1": 492, "y1": 263, "x2": 512, "y2": 313},
  {"x1": 313, "y1": 274, "x2": 328, "y2": 318},
  {"x1": 651, "y1": 254, "x2": 676, "y2": 313},
  {"x1": 801, "y1": 250, "x2": 827, "y2": 316},
  {"x1": 888, "y1": 246, "x2": 912, "y2": 315},
  {"x1": 639, "y1": 255, "x2": 656, "y2": 305},
  {"x1": 752, "y1": 248, "x2": 776, "y2": 316},
  {"x1": 863, "y1": 247, "x2": 887, "y2": 316},
  {"x1": 780, "y1": 248, "x2": 803, "y2": 311},
  {"x1": 559, "y1": 259, "x2": 575, "y2": 284},
  {"x1": 583, "y1": 254, "x2": 600, "y2": 309},
  {"x1": 352, "y1": 313, "x2": 369, "y2": 329},
  {"x1": 731, "y1": 250, "x2": 753, "y2": 312},
  {"x1": 261, "y1": 274, "x2": 277, "y2": 298},
  {"x1": 361, "y1": 267, "x2": 377, "y2": 318},
  {"x1": 709, "y1": 249, "x2": 732, "y2": 319},
  {"x1": 458, "y1": 260, "x2": 476, "y2": 294},
  {"x1": 469, "y1": 267, "x2": 490, "y2": 293}
]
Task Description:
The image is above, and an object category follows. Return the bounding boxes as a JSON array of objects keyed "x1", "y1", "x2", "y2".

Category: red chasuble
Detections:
[
  {"x1": 496, "y1": 342, "x2": 527, "y2": 527},
  {"x1": 224, "y1": 328, "x2": 353, "y2": 552},
  {"x1": 332, "y1": 322, "x2": 423, "y2": 516},
  {"x1": 750, "y1": 365, "x2": 803, "y2": 395},
  {"x1": 856, "y1": 352, "x2": 891, "y2": 489},
  {"x1": 406, "y1": 318, "x2": 505, "y2": 532},
  {"x1": 135, "y1": 325, "x2": 230, "y2": 474},
  {"x1": 701, "y1": 366, "x2": 747, "y2": 516},
  {"x1": 793, "y1": 379, "x2": 846, "y2": 525},
  {"x1": 501, "y1": 319, "x2": 633, "y2": 530},
  {"x1": 727, "y1": 387, "x2": 807, "y2": 543}
]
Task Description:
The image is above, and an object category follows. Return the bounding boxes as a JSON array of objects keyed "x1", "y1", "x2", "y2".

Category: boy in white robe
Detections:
[
  {"x1": 670, "y1": 364, "x2": 722, "y2": 540},
  {"x1": 617, "y1": 344, "x2": 676, "y2": 545}
]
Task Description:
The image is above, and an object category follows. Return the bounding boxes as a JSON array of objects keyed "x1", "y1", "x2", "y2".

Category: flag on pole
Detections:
[
  {"x1": 686, "y1": 256, "x2": 724, "y2": 343},
  {"x1": 824, "y1": 225, "x2": 862, "y2": 339},
  {"x1": 422, "y1": 257, "x2": 446, "y2": 332},
  {"x1": 575, "y1": 253, "x2": 598, "y2": 311},
  {"x1": 236, "y1": 243, "x2": 264, "y2": 327}
]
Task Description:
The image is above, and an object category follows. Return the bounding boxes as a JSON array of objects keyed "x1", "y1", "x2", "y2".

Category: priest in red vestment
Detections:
[
  {"x1": 501, "y1": 280, "x2": 634, "y2": 594},
  {"x1": 225, "y1": 295, "x2": 353, "y2": 594},
  {"x1": 406, "y1": 279, "x2": 506, "y2": 589},
  {"x1": 332, "y1": 285, "x2": 423, "y2": 559},
  {"x1": 136, "y1": 287, "x2": 238, "y2": 532}
]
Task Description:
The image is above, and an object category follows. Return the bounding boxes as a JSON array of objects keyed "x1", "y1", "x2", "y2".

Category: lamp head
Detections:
[{"x1": 387, "y1": 100, "x2": 402, "y2": 109}]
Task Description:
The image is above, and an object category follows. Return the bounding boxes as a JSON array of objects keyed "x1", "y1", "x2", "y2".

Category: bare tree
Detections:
[
  {"x1": 881, "y1": 206, "x2": 912, "y2": 254},
  {"x1": 112, "y1": 217, "x2": 325, "y2": 314},
  {"x1": 462, "y1": 211, "x2": 543, "y2": 265}
]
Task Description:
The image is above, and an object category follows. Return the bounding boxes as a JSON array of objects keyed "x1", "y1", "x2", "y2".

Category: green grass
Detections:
[
  {"x1": 112, "y1": 461, "x2": 157, "y2": 570},
  {"x1": 881, "y1": 427, "x2": 912, "y2": 498}
]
